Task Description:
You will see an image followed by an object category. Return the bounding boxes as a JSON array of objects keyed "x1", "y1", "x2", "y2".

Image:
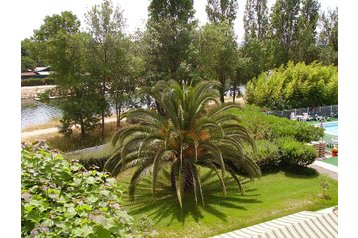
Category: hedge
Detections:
[
  {"x1": 245, "y1": 61, "x2": 338, "y2": 110},
  {"x1": 21, "y1": 77, "x2": 55, "y2": 87},
  {"x1": 232, "y1": 105, "x2": 321, "y2": 171},
  {"x1": 277, "y1": 137, "x2": 317, "y2": 167},
  {"x1": 233, "y1": 105, "x2": 324, "y2": 143},
  {"x1": 244, "y1": 140, "x2": 281, "y2": 172}
]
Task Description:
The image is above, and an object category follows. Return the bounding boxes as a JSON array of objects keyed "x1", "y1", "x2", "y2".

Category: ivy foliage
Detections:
[{"x1": 21, "y1": 142, "x2": 152, "y2": 238}]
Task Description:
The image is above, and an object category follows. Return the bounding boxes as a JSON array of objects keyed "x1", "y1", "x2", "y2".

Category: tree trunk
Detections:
[
  {"x1": 101, "y1": 112, "x2": 105, "y2": 137},
  {"x1": 220, "y1": 75, "x2": 226, "y2": 103},
  {"x1": 220, "y1": 84, "x2": 225, "y2": 103},
  {"x1": 79, "y1": 117, "x2": 85, "y2": 138},
  {"x1": 146, "y1": 94, "x2": 151, "y2": 109},
  {"x1": 117, "y1": 101, "x2": 121, "y2": 128},
  {"x1": 233, "y1": 83, "x2": 237, "y2": 103},
  {"x1": 170, "y1": 167, "x2": 195, "y2": 192}
]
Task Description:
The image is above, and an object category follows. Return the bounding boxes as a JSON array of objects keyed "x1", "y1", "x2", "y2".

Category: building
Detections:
[{"x1": 21, "y1": 66, "x2": 52, "y2": 80}]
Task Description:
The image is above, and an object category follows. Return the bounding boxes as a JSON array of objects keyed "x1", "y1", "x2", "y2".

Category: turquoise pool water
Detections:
[{"x1": 321, "y1": 121, "x2": 338, "y2": 136}]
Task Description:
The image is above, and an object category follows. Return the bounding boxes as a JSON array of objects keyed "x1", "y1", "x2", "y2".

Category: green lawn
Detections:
[
  {"x1": 117, "y1": 168, "x2": 338, "y2": 238},
  {"x1": 323, "y1": 156, "x2": 338, "y2": 166}
]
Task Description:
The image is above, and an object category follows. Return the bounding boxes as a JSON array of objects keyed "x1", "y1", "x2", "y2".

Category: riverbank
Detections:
[
  {"x1": 21, "y1": 96, "x2": 245, "y2": 151},
  {"x1": 21, "y1": 119, "x2": 125, "y2": 152},
  {"x1": 21, "y1": 85, "x2": 56, "y2": 100}
]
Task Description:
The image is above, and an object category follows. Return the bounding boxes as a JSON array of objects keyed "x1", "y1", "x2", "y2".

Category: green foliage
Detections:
[
  {"x1": 294, "y1": 0, "x2": 321, "y2": 64},
  {"x1": 236, "y1": 105, "x2": 324, "y2": 142},
  {"x1": 317, "y1": 8, "x2": 338, "y2": 66},
  {"x1": 230, "y1": 105, "x2": 322, "y2": 169},
  {"x1": 197, "y1": 22, "x2": 238, "y2": 102},
  {"x1": 33, "y1": 11, "x2": 80, "y2": 42},
  {"x1": 240, "y1": 38, "x2": 273, "y2": 84},
  {"x1": 21, "y1": 38, "x2": 44, "y2": 71},
  {"x1": 206, "y1": 0, "x2": 238, "y2": 24},
  {"x1": 21, "y1": 78, "x2": 55, "y2": 87},
  {"x1": 21, "y1": 143, "x2": 151, "y2": 237},
  {"x1": 85, "y1": 0, "x2": 127, "y2": 130},
  {"x1": 245, "y1": 61, "x2": 338, "y2": 110},
  {"x1": 244, "y1": 140, "x2": 280, "y2": 171},
  {"x1": 45, "y1": 32, "x2": 102, "y2": 137},
  {"x1": 105, "y1": 80, "x2": 260, "y2": 208},
  {"x1": 145, "y1": 0, "x2": 196, "y2": 84},
  {"x1": 243, "y1": 0, "x2": 269, "y2": 40},
  {"x1": 270, "y1": 0, "x2": 300, "y2": 65},
  {"x1": 277, "y1": 137, "x2": 317, "y2": 166}
]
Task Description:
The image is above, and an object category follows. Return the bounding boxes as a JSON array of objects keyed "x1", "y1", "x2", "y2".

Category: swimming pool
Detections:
[{"x1": 320, "y1": 121, "x2": 338, "y2": 136}]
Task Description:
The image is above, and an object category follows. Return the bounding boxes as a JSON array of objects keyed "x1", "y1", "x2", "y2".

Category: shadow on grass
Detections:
[
  {"x1": 124, "y1": 170, "x2": 262, "y2": 226},
  {"x1": 282, "y1": 166, "x2": 319, "y2": 179},
  {"x1": 259, "y1": 165, "x2": 319, "y2": 179}
]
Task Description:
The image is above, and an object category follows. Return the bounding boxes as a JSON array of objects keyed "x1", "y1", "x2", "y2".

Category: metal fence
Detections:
[{"x1": 266, "y1": 105, "x2": 338, "y2": 119}]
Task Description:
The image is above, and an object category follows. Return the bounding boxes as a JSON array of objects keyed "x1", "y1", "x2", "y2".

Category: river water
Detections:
[
  {"x1": 21, "y1": 99, "x2": 62, "y2": 129},
  {"x1": 21, "y1": 85, "x2": 246, "y2": 129}
]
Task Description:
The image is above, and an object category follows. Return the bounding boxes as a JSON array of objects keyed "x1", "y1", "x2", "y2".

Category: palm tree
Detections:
[{"x1": 104, "y1": 80, "x2": 260, "y2": 208}]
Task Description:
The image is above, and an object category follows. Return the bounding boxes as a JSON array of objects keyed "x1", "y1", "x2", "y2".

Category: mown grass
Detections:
[
  {"x1": 323, "y1": 156, "x2": 338, "y2": 166},
  {"x1": 117, "y1": 168, "x2": 338, "y2": 238}
]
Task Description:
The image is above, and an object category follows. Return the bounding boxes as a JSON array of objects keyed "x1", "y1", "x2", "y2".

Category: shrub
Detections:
[
  {"x1": 277, "y1": 137, "x2": 317, "y2": 166},
  {"x1": 21, "y1": 77, "x2": 55, "y2": 87},
  {"x1": 244, "y1": 140, "x2": 280, "y2": 172},
  {"x1": 21, "y1": 142, "x2": 152, "y2": 237},
  {"x1": 245, "y1": 61, "x2": 338, "y2": 110},
  {"x1": 233, "y1": 105, "x2": 324, "y2": 142}
]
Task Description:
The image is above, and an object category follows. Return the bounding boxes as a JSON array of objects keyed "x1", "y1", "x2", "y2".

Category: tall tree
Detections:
[
  {"x1": 318, "y1": 8, "x2": 338, "y2": 66},
  {"x1": 85, "y1": 0, "x2": 126, "y2": 136},
  {"x1": 270, "y1": 0, "x2": 300, "y2": 65},
  {"x1": 232, "y1": 50, "x2": 250, "y2": 102},
  {"x1": 206, "y1": 0, "x2": 238, "y2": 24},
  {"x1": 108, "y1": 36, "x2": 142, "y2": 128},
  {"x1": 241, "y1": 0, "x2": 272, "y2": 83},
  {"x1": 198, "y1": 22, "x2": 238, "y2": 103},
  {"x1": 21, "y1": 39, "x2": 36, "y2": 71},
  {"x1": 33, "y1": 11, "x2": 80, "y2": 42},
  {"x1": 46, "y1": 32, "x2": 102, "y2": 137},
  {"x1": 243, "y1": 0, "x2": 269, "y2": 40},
  {"x1": 31, "y1": 11, "x2": 102, "y2": 137},
  {"x1": 31, "y1": 11, "x2": 81, "y2": 67},
  {"x1": 294, "y1": 0, "x2": 321, "y2": 63},
  {"x1": 145, "y1": 0, "x2": 197, "y2": 84}
]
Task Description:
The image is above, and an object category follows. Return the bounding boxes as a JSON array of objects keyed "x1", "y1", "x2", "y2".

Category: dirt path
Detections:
[{"x1": 21, "y1": 117, "x2": 119, "y2": 139}]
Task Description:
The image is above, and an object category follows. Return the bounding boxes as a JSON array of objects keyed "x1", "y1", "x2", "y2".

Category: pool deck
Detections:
[{"x1": 313, "y1": 160, "x2": 338, "y2": 173}]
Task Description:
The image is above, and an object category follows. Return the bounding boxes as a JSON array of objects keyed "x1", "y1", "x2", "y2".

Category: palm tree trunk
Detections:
[{"x1": 170, "y1": 167, "x2": 195, "y2": 192}]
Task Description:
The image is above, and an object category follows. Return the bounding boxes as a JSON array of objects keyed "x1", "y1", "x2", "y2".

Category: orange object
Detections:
[{"x1": 332, "y1": 147, "x2": 338, "y2": 157}]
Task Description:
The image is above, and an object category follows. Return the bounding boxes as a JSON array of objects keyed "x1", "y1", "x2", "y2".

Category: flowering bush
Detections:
[{"x1": 21, "y1": 142, "x2": 152, "y2": 237}]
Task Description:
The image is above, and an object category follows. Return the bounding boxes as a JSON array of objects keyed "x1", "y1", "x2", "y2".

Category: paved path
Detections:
[{"x1": 308, "y1": 161, "x2": 338, "y2": 180}]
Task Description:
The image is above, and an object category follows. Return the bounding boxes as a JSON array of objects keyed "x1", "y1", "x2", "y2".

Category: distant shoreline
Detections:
[{"x1": 21, "y1": 85, "x2": 56, "y2": 100}]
